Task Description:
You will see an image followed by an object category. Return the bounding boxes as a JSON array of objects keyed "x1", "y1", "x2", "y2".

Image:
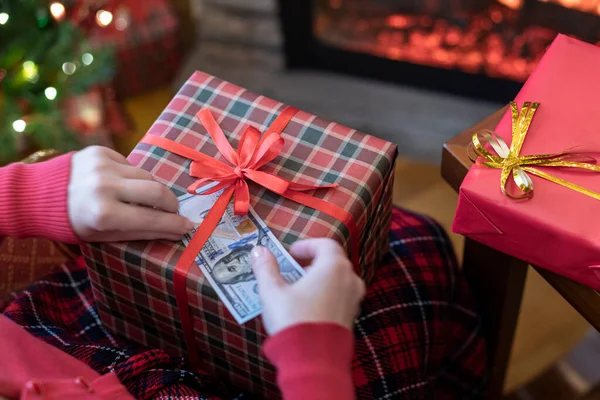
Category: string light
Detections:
[
  {"x1": 115, "y1": 7, "x2": 130, "y2": 31},
  {"x1": 22, "y1": 61, "x2": 39, "y2": 82},
  {"x1": 81, "y1": 53, "x2": 93, "y2": 65},
  {"x1": 62, "y1": 62, "x2": 76, "y2": 75},
  {"x1": 115, "y1": 16, "x2": 129, "y2": 31},
  {"x1": 0, "y1": 12, "x2": 9, "y2": 25},
  {"x1": 96, "y1": 10, "x2": 113, "y2": 27},
  {"x1": 12, "y1": 120, "x2": 26, "y2": 133},
  {"x1": 49, "y1": 2, "x2": 65, "y2": 21},
  {"x1": 44, "y1": 87, "x2": 57, "y2": 100},
  {"x1": 115, "y1": 18, "x2": 128, "y2": 30}
]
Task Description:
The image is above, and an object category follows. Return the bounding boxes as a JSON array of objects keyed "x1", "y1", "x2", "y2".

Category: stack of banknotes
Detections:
[{"x1": 179, "y1": 189, "x2": 304, "y2": 324}]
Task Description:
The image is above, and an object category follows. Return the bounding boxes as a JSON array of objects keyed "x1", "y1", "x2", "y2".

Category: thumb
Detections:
[{"x1": 251, "y1": 246, "x2": 286, "y2": 296}]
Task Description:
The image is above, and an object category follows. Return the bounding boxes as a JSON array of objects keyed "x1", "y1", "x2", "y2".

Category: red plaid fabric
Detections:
[
  {"x1": 4, "y1": 207, "x2": 486, "y2": 399},
  {"x1": 81, "y1": 71, "x2": 398, "y2": 397},
  {"x1": 89, "y1": 0, "x2": 182, "y2": 98}
]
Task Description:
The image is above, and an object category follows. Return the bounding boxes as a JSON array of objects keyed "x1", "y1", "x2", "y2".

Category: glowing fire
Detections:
[
  {"x1": 499, "y1": 0, "x2": 600, "y2": 14},
  {"x1": 497, "y1": 0, "x2": 523, "y2": 9},
  {"x1": 315, "y1": 1, "x2": 600, "y2": 82},
  {"x1": 538, "y1": 0, "x2": 600, "y2": 14}
]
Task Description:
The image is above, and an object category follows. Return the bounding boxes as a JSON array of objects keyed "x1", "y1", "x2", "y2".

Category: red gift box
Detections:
[
  {"x1": 453, "y1": 34, "x2": 600, "y2": 290},
  {"x1": 82, "y1": 71, "x2": 397, "y2": 398}
]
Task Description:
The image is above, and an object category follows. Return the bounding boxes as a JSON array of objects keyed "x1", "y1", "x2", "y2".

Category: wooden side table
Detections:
[{"x1": 441, "y1": 107, "x2": 600, "y2": 400}]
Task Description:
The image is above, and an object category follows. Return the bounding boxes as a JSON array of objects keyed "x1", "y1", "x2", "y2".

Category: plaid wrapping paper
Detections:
[
  {"x1": 6, "y1": 207, "x2": 486, "y2": 399},
  {"x1": 89, "y1": 0, "x2": 182, "y2": 98},
  {"x1": 81, "y1": 71, "x2": 398, "y2": 398}
]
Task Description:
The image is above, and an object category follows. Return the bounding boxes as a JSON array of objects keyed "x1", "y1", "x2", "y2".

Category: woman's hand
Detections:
[
  {"x1": 251, "y1": 238, "x2": 365, "y2": 335},
  {"x1": 68, "y1": 146, "x2": 193, "y2": 242}
]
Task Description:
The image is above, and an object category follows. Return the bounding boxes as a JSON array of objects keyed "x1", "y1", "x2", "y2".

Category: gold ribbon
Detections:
[{"x1": 471, "y1": 101, "x2": 600, "y2": 200}]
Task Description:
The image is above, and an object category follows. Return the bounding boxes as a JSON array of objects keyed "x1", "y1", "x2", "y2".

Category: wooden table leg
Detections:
[{"x1": 462, "y1": 239, "x2": 529, "y2": 400}]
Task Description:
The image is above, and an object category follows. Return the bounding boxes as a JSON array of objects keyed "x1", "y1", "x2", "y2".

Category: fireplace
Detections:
[{"x1": 279, "y1": 0, "x2": 600, "y2": 102}]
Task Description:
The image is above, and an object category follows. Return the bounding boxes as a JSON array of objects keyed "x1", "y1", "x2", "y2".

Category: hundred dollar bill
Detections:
[{"x1": 178, "y1": 187, "x2": 304, "y2": 324}]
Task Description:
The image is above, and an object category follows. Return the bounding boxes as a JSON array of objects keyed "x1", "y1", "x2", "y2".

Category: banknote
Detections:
[{"x1": 178, "y1": 188, "x2": 305, "y2": 324}]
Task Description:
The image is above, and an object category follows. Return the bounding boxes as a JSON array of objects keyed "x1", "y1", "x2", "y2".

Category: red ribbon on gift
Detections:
[{"x1": 141, "y1": 106, "x2": 359, "y2": 369}]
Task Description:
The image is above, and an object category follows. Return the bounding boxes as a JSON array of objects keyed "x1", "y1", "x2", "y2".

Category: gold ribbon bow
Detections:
[{"x1": 471, "y1": 101, "x2": 600, "y2": 200}]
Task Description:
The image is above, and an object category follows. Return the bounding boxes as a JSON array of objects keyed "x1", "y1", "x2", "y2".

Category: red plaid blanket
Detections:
[{"x1": 2, "y1": 207, "x2": 486, "y2": 399}]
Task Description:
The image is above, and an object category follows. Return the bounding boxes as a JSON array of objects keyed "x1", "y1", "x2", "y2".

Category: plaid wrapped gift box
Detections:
[
  {"x1": 89, "y1": 0, "x2": 182, "y2": 98},
  {"x1": 81, "y1": 71, "x2": 397, "y2": 398}
]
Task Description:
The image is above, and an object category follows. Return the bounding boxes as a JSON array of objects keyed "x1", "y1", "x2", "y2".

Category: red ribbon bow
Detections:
[
  {"x1": 141, "y1": 106, "x2": 358, "y2": 370},
  {"x1": 189, "y1": 107, "x2": 338, "y2": 214}
]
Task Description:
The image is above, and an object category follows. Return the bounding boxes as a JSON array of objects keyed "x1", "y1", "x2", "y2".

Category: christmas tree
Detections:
[{"x1": 0, "y1": 0, "x2": 115, "y2": 164}]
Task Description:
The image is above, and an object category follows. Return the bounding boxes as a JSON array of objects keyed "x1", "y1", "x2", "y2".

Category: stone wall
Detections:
[{"x1": 176, "y1": 0, "x2": 283, "y2": 88}]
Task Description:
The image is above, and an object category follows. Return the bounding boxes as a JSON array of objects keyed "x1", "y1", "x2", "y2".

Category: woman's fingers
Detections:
[
  {"x1": 89, "y1": 146, "x2": 130, "y2": 165},
  {"x1": 289, "y1": 238, "x2": 345, "y2": 265},
  {"x1": 116, "y1": 164, "x2": 156, "y2": 181},
  {"x1": 94, "y1": 202, "x2": 192, "y2": 236},
  {"x1": 91, "y1": 230, "x2": 186, "y2": 242},
  {"x1": 252, "y1": 246, "x2": 287, "y2": 296},
  {"x1": 69, "y1": 146, "x2": 194, "y2": 243},
  {"x1": 117, "y1": 180, "x2": 180, "y2": 213},
  {"x1": 121, "y1": 204, "x2": 193, "y2": 234}
]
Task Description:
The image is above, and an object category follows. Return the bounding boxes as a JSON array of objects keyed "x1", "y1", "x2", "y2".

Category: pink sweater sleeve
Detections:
[
  {"x1": 0, "y1": 153, "x2": 80, "y2": 243},
  {"x1": 263, "y1": 323, "x2": 355, "y2": 400}
]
